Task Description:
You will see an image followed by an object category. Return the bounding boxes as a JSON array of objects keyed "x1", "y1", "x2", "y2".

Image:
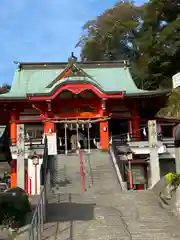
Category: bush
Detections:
[
  {"x1": 0, "y1": 187, "x2": 31, "y2": 229},
  {"x1": 165, "y1": 172, "x2": 180, "y2": 188}
]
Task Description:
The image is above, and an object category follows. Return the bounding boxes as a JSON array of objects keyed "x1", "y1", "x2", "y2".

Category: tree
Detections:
[
  {"x1": 77, "y1": 1, "x2": 143, "y2": 61},
  {"x1": 1, "y1": 84, "x2": 11, "y2": 90},
  {"x1": 157, "y1": 89, "x2": 180, "y2": 120},
  {"x1": 134, "y1": 0, "x2": 180, "y2": 89},
  {"x1": 78, "y1": 0, "x2": 180, "y2": 90}
]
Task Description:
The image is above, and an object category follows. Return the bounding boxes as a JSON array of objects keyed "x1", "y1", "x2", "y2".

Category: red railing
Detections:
[{"x1": 79, "y1": 151, "x2": 85, "y2": 192}]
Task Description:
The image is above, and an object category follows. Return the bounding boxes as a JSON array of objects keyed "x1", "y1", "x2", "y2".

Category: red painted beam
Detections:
[{"x1": 28, "y1": 84, "x2": 124, "y2": 101}]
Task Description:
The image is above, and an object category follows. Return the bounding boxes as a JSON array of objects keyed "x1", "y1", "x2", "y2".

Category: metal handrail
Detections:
[
  {"x1": 28, "y1": 136, "x2": 49, "y2": 240},
  {"x1": 28, "y1": 187, "x2": 46, "y2": 240}
]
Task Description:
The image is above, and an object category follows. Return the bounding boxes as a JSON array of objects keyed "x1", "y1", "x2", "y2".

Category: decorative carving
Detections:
[
  {"x1": 46, "y1": 54, "x2": 93, "y2": 88},
  {"x1": 65, "y1": 86, "x2": 87, "y2": 95},
  {"x1": 32, "y1": 104, "x2": 46, "y2": 119},
  {"x1": 61, "y1": 105, "x2": 95, "y2": 113},
  {"x1": 47, "y1": 101, "x2": 52, "y2": 112},
  {"x1": 101, "y1": 98, "x2": 107, "y2": 111}
]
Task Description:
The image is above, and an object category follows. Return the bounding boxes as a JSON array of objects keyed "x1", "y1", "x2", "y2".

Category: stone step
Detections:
[{"x1": 43, "y1": 150, "x2": 180, "y2": 239}]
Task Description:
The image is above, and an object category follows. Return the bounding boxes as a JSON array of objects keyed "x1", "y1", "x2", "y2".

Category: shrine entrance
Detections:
[{"x1": 56, "y1": 119, "x2": 100, "y2": 154}]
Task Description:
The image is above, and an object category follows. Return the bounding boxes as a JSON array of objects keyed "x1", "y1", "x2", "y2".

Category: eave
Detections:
[
  {"x1": 124, "y1": 89, "x2": 170, "y2": 98},
  {"x1": 0, "y1": 97, "x2": 27, "y2": 101},
  {"x1": 14, "y1": 60, "x2": 129, "y2": 70},
  {"x1": 155, "y1": 117, "x2": 180, "y2": 123},
  {"x1": 27, "y1": 81, "x2": 125, "y2": 101},
  {"x1": 0, "y1": 89, "x2": 169, "y2": 101}
]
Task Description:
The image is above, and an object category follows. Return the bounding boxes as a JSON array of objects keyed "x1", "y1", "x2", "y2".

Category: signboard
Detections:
[
  {"x1": 64, "y1": 76, "x2": 87, "y2": 81},
  {"x1": 108, "y1": 104, "x2": 131, "y2": 118},
  {"x1": 132, "y1": 165, "x2": 145, "y2": 184},
  {"x1": 47, "y1": 133, "x2": 57, "y2": 155},
  {"x1": 20, "y1": 115, "x2": 41, "y2": 120},
  {"x1": 20, "y1": 108, "x2": 40, "y2": 121},
  {"x1": 20, "y1": 108, "x2": 39, "y2": 114},
  {"x1": 172, "y1": 72, "x2": 180, "y2": 89}
]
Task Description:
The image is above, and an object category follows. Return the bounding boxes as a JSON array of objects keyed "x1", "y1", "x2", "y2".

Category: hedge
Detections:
[{"x1": 0, "y1": 187, "x2": 31, "y2": 229}]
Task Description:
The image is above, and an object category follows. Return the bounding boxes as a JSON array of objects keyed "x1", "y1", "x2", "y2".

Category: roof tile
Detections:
[{"x1": 0, "y1": 64, "x2": 166, "y2": 98}]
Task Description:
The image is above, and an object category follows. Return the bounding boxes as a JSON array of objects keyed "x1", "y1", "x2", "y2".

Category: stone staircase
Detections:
[
  {"x1": 50, "y1": 153, "x2": 82, "y2": 194},
  {"x1": 50, "y1": 150, "x2": 120, "y2": 194},
  {"x1": 83, "y1": 150, "x2": 120, "y2": 193},
  {"x1": 42, "y1": 150, "x2": 180, "y2": 240}
]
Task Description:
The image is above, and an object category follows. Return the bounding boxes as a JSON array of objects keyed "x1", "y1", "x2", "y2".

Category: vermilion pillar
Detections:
[
  {"x1": 132, "y1": 103, "x2": 141, "y2": 140},
  {"x1": 10, "y1": 111, "x2": 18, "y2": 145},
  {"x1": 44, "y1": 121, "x2": 55, "y2": 134},
  {"x1": 100, "y1": 121, "x2": 109, "y2": 149},
  {"x1": 10, "y1": 159, "x2": 17, "y2": 188}
]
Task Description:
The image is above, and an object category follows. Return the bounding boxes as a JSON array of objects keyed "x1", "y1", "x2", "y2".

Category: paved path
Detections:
[{"x1": 42, "y1": 151, "x2": 180, "y2": 240}]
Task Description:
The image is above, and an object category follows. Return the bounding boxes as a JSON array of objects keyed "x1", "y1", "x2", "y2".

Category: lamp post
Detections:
[
  {"x1": 32, "y1": 154, "x2": 40, "y2": 195},
  {"x1": 127, "y1": 152, "x2": 133, "y2": 190}
]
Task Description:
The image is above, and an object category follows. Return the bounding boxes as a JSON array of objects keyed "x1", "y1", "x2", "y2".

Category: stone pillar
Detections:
[
  {"x1": 10, "y1": 111, "x2": 18, "y2": 145},
  {"x1": 100, "y1": 121, "x2": 109, "y2": 150},
  {"x1": 174, "y1": 124, "x2": 180, "y2": 215},
  {"x1": 16, "y1": 124, "x2": 25, "y2": 190},
  {"x1": 148, "y1": 120, "x2": 160, "y2": 187},
  {"x1": 175, "y1": 148, "x2": 180, "y2": 173},
  {"x1": 149, "y1": 148, "x2": 160, "y2": 187}
]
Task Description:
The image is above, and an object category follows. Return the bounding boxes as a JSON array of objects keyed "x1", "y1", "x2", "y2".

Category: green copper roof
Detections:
[{"x1": 0, "y1": 62, "x2": 168, "y2": 99}]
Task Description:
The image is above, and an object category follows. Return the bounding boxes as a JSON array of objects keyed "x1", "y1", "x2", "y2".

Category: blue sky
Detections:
[{"x1": 0, "y1": 0, "x2": 146, "y2": 84}]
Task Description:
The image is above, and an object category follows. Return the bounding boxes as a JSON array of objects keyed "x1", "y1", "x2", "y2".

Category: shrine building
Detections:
[
  {"x1": 0, "y1": 54, "x2": 175, "y2": 193},
  {"x1": 0, "y1": 55, "x2": 169, "y2": 150}
]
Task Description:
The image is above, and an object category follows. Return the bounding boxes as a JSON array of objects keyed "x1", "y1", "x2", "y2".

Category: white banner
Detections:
[{"x1": 47, "y1": 133, "x2": 57, "y2": 155}]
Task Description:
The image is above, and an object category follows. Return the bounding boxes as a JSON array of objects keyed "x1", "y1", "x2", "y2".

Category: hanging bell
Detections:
[
  {"x1": 127, "y1": 133, "x2": 130, "y2": 142},
  {"x1": 82, "y1": 124, "x2": 84, "y2": 131},
  {"x1": 93, "y1": 138, "x2": 97, "y2": 147},
  {"x1": 89, "y1": 122, "x2": 92, "y2": 128},
  {"x1": 26, "y1": 132, "x2": 29, "y2": 140},
  {"x1": 77, "y1": 141, "x2": 81, "y2": 149},
  {"x1": 70, "y1": 123, "x2": 73, "y2": 130},
  {"x1": 143, "y1": 127, "x2": 147, "y2": 137},
  {"x1": 59, "y1": 137, "x2": 62, "y2": 146}
]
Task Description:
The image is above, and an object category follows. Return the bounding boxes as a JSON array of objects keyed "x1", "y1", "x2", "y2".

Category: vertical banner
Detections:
[
  {"x1": 17, "y1": 124, "x2": 25, "y2": 190},
  {"x1": 47, "y1": 133, "x2": 57, "y2": 155}
]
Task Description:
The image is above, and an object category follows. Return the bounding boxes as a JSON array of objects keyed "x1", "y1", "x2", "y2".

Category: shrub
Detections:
[
  {"x1": 165, "y1": 172, "x2": 180, "y2": 188},
  {"x1": 0, "y1": 187, "x2": 31, "y2": 229}
]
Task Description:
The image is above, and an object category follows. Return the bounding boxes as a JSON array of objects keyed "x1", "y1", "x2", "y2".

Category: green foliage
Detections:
[
  {"x1": 0, "y1": 187, "x2": 31, "y2": 229},
  {"x1": 157, "y1": 89, "x2": 180, "y2": 119},
  {"x1": 78, "y1": 2, "x2": 142, "y2": 61},
  {"x1": 138, "y1": 0, "x2": 180, "y2": 89},
  {"x1": 78, "y1": 0, "x2": 180, "y2": 90},
  {"x1": 165, "y1": 172, "x2": 180, "y2": 188}
]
